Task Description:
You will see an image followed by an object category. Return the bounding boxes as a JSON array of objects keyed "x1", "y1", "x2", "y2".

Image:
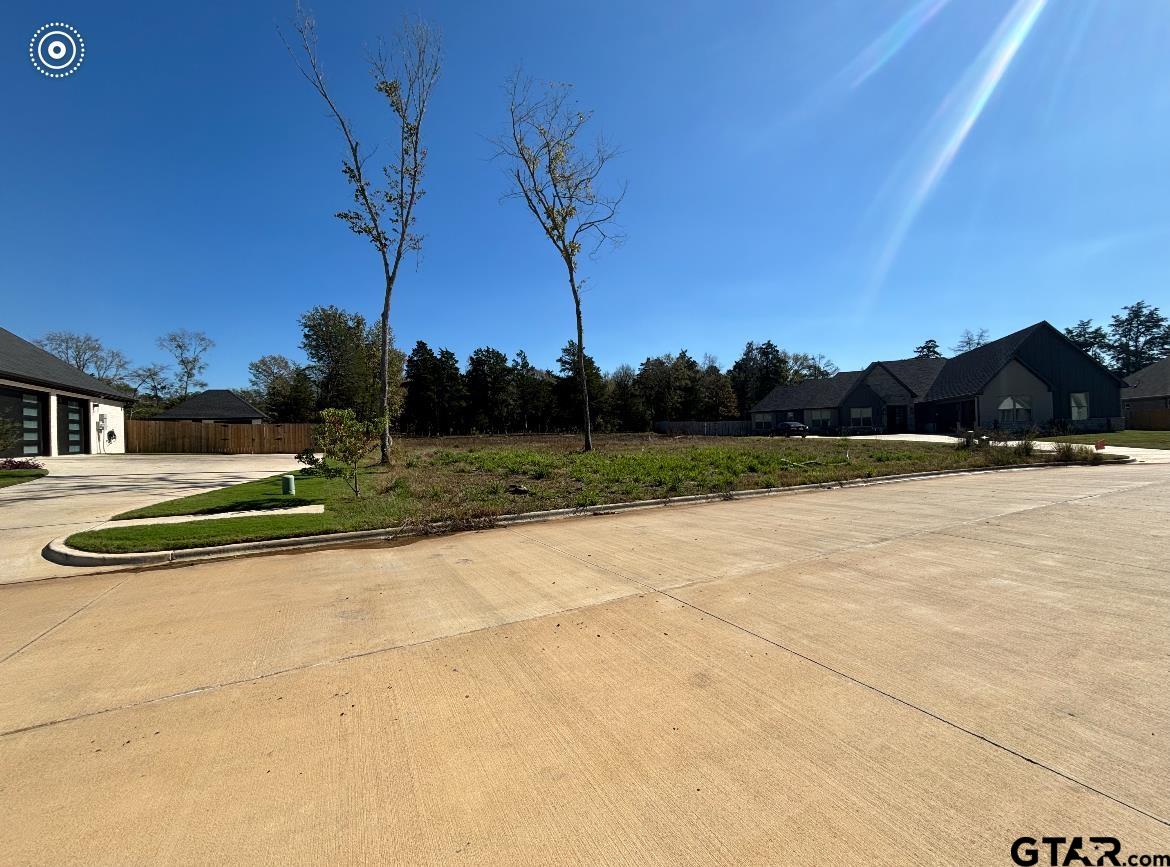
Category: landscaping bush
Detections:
[
  {"x1": 0, "y1": 457, "x2": 44, "y2": 470},
  {"x1": 1014, "y1": 427, "x2": 1038, "y2": 458},
  {"x1": 1053, "y1": 442, "x2": 1103, "y2": 464}
]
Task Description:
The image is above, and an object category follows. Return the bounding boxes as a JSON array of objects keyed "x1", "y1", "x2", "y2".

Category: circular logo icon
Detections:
[{"x1": 29, "y1": 22, "x2": 85, "y2": 78}]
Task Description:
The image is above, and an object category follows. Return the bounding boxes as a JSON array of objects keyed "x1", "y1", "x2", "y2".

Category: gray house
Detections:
[
  {"x1": 751, "y1": 321, "x2": 1126, "y2": 435},
  {"x1": 1123, "y1": 357, "x2": 1170, "y2": 416},
  {"x1": 154, "y1": 389, "x2": 267, "y2": 424}
]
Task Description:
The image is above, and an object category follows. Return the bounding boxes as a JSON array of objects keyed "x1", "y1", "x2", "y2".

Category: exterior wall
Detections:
[
  {"x1": 846, "y1": 367, "x2": 914, "y2": 432},
  {"x1": 838, "y1": 382, "x2": 884, "y2": 431},
  {"x1": 751, "y1": 408, "x2": 840, "y2": 433},
  {"x1": 92, "y1": 401, "x2": 127, "y2": 454},
  {"x1": 978, "y1": 360, "x2": 1053, "y2": 429},
  {"x1": 1124, "y1": 395, "x2": 1169, "y2": 414},
  {"x1": 47, "y1": 392, "x2": 58, "y2": 456},
  {"x1": 0, "y1": 376, "x2": 127, "y2": 456},
  {"x1": 1015, "y1": 327, "x2": 1123, "y2": 427}
]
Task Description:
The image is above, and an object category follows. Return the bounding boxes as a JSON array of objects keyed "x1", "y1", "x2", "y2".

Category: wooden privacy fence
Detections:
[
  {"x1": 1126, "y1": 408, "x2": 1170, "y2": 431},
  {"x1": 126, "y1": 421, "x2": 316, "y2": 454},
  {"x1": 654, "y1": 420, "x2": 752, "y2": 437}
]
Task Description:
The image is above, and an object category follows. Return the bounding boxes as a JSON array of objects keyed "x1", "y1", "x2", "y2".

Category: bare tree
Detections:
[
  {"x1": 35, "y1": 331, "x2": 130, "y2": 384},
  {"x1": 495, "y1": 72, "x2": 625, "y2": 451},
  {"x1": 283, "y1": 7, "x2": 441, "y2": 464},
  {"x1": 158, "y1": 330, "x2": 214, "y2": 396},
  {"x1": 951, "y1": 328, "x2": 990, "y2": 354},
  {"x1": 128, "y1": 363, "x2": 173, "y2": 401}
]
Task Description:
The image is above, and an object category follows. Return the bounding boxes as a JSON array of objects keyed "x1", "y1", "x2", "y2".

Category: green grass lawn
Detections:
[
  {"x1": 1040, "y1": 429, "x2": 1170, "y2": 450},
  {"x1": 0, "y1": 469, "x2": 48, "y2": 489},
  {"x1": 67, "y1": 434, "x2": 1105, "y2": 554}
]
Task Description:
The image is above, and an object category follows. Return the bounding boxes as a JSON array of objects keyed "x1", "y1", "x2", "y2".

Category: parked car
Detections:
[{"x1": 775, "y1": 421, "x2": 809, "y2": 437}]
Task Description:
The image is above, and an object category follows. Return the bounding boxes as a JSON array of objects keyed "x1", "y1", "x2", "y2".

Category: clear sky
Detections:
[{"x1": 3, "y1": 0, "x2": 1168, "y2": 386}]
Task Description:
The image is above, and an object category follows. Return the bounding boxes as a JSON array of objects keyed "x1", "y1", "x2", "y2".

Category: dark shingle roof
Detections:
[
  {"x1": 923, "y1": 323, "x2": 1047, "y2": 402},
  {"x1": 1126, "y1": 357, "x2": 1170, "y2": 400},
  {"x1": 0, "y1": 326, "x2": 133, "y2": 402},
  {"x1": 751, "y1": 370, "x2": 863, "y2": 413},
  {"x1": 154, "y1": 389, "x2": 267, "y2": 421},
  {"x1": 875, "y1": 356, "x2": 948, "y2": 397}
]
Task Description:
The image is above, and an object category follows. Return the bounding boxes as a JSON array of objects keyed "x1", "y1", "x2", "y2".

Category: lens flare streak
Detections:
[
  {"x1": 842, "y1": 0, "x2": 953, "y2": 88},
  {"x1": 868, "y1": 0, "x2": 1049, "y2": 299}
]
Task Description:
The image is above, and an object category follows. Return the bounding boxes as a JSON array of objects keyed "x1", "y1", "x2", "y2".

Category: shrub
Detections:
[
  {"x1": 1051, "y1": 442, "x2": 1102, "y2": 464},
  {"x1": 0, "y1": 457, "x2": 45, "y2": 470},
  {"x1": 984, "y1": 445, "x2": 1018, "y2": 466},
  {"x1": 1014, "y1": 428, "x2": 1037, "y2": 458},
  {"x1": 315, "y1": 409, "x2": 385, "y2": 498},
  {"x1": 294, "y1": 448, "x2": 325, "y2": 476}
]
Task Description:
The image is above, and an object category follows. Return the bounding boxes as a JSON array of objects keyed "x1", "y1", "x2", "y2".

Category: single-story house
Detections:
[
  {"x1": 153, "y1": 389, "x2": 267, "y2": 424},
  {"x1": 752, "y1": 321, "x2": 1127, "y2": 435},
  {"x1": 751, "y1": 369, "x2": 864, "y2": 433},
  {"x1": 0, "y1": 326, "x2": 133, "y2": 457},
  {"x1": 1122, "y1": 357, "x2": 1170, "y2": 415}
]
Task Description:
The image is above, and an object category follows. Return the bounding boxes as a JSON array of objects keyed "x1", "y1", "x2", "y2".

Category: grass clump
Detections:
[{"x1": 0, "y1": 468, "x2": 48, "y2": 489}]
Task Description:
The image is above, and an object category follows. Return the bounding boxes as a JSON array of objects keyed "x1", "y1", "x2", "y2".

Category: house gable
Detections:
[
  {"x1": 977, "y1": 359, "x2": 1053, "y2": 428},
  {"x1": 1013, "y1": 323, "x2": 1124, "y2": 422}
]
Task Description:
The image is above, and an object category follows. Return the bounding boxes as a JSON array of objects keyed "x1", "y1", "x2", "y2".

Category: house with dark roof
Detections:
[
  {"x1": 154, "y1": 389, "x2": 267, "y2": 424},
  {"x1": 751, "y1": 321, "x2": 1127, "y2": 435},
  {"x1": 1123, "y1": 357, "x2": 1170, "y2": 417},
  {"x1": 1, "y1": 327, "x2": 133, "y2": 457}
]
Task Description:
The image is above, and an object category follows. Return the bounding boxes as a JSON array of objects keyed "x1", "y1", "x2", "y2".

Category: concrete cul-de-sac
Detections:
[{"x1": 0, "y1": 456, "x2": 1168, "y2": 863}]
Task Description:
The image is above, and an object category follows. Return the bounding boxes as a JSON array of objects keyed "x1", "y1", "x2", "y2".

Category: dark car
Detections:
[{"x1": 775, "y1": 421, "x2": 809, "y2": 437}]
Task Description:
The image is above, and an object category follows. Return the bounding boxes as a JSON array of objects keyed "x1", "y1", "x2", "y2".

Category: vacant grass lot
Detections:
[
  {"x1": 1041, "y1": 429, "x2": 1170, "y2": 450},
  {"x1": 68, "y1": 434, "x2": 1094, "y2": 553},
  {"x1": 0, "y1": 469, "x2": 48, "y2": 489}
]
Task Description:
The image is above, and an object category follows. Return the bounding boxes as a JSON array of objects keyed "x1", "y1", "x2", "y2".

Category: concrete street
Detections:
[
  {"x1": 1, "y1": 460, "x2": 1168, "y2": 863},
  {"x1": 0, "y1": 454, "x2": 297, "y2": 582}
]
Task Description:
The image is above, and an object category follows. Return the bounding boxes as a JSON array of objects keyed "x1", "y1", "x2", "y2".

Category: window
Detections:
[
  {"x1": 807, "y1": 409, "x2": 831, "y2": 429},
  {"x1": 998, "y1": 396, "x2": 1032, "y2": 425},
  {"x1": 850, "y1": 406, "x2": 872, "y2": 427},
  {"x1": 1070, "y1": 392, "x2": 1089, "y2": 421},
  {"x1": 21, "y1": 394, "x2": 41, "y2": 456}
]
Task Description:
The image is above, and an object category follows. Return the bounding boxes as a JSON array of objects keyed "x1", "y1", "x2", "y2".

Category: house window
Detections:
[
  {"x1": 1070, "y1": 392, "x2": 1089, "y2": 421},
  {"x1": 850, "y1": 406, "x2": 872, "y2": 427},
  {"x1": 807, "y1": 409, "x2": 831, "y2": 429},
  {"x1": 998, "y1": 396, "x2": 1032, "y2": 425}
]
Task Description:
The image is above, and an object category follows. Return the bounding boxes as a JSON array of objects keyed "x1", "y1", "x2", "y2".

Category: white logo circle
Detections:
[{"x1": 29, "y1": 22, "x2": 85, "y2": 78}]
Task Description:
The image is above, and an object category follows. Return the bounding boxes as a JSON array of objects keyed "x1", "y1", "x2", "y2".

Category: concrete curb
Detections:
[{"x1": 44, "y1": 458, "x2": 1130, "y2": 569}]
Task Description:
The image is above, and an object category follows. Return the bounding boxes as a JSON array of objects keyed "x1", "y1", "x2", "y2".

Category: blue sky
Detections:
[{"x1": 3, "y1": 1, "x2": 1169, "y2": 386}]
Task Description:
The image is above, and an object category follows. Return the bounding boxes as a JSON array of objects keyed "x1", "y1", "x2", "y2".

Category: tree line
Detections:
[{"x1": 241, "y1": 305, "x2": 839, "y2": 434}]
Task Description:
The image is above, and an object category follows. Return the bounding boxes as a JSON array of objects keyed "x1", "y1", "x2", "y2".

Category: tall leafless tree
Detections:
[
  {"x1": 158, "y1": 329, "x2": 214, "y2": 396},
  {"x1": 35, "y1": 331, "x2": 130, "y2": 384},
  {"x1": 283, "y1": 7, "x2": 441, "y2": 464},
  {"x1": 495, "y1": 72, "x2": 624, "y2": 451}
]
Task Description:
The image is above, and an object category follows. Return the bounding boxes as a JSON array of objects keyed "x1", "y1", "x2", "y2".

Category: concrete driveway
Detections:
[
  {"x1": 0, "y1": 454, "x2": 297, "y2": 582},
  {"x1": 1, "y1": 461, "x2": 1168, "y2": 863}
]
